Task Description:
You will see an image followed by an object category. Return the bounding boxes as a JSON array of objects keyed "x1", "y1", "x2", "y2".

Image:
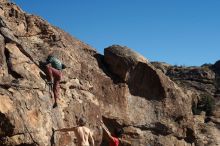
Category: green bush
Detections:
[{"x1": 192, "y1": 93, "x2": 215, "y2": 116}]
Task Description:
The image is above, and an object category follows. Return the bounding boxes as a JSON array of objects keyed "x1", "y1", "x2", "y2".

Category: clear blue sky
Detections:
[{"x1": 13, "y1": 0, "x2": 220, "y2": 66}]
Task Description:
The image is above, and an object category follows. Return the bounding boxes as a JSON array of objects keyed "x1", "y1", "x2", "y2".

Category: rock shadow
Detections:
[
  {"x1": 94, "y1": 53, "x2": 124, "y2": 84},
  {"x1": 127, "y1": 62, "x2": 166, "y2": 101},
  {"x1": 100, "y1": 116, "x2": 123, "y2": 146},
  {"x1": 0, "y1": 112, "x2": 15, "y2": 137}
]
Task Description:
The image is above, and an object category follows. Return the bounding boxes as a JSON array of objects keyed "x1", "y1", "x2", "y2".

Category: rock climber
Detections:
[
  {"x1": 44, "y1": 54, "x2": 66, "y2": 108},
  {"x1": 99, "y1": 120, "x2": 124, "y2": 146},
  {"x1": 55, "y1": 117, "x2": 95, "y2": 146}
]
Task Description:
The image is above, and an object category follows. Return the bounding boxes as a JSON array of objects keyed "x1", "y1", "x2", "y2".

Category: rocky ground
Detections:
[{"x1": 0, "y1": 1, "x2": 219, "y2": 146}]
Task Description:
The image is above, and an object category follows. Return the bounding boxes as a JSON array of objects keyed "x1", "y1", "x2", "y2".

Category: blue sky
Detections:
[{"x1": 13, "y1": 0, "x2": 220, "y2": 66}]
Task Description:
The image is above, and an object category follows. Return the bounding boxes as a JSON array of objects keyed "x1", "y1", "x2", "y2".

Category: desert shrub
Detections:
[{"x1": 192, "y1": 93, "x2": 215, "y2": 116}]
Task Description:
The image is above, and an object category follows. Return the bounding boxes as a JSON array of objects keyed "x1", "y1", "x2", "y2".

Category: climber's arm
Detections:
[{"x1": 99, "y1": 121, "x2": 114, "y2": 141}]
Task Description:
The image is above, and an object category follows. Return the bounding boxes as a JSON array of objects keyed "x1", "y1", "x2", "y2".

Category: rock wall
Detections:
[
  {"x1": 0, "y1": 1, "x2": 219, "y2": 146},
  {"x1": 152, "y1": 62, "x2": 220, "y2": 146}
]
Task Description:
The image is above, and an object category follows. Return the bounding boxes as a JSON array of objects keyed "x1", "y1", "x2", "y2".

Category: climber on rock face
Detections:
[
  {"x1": 44, "y1": 54, "x2": 66, "y2": 108},
  {"x1": 99, "y1": 120, "x2": 124, "y2": 146},
  {"x1": 55, "y1": 117, "x2": 95, "y2": 146}
]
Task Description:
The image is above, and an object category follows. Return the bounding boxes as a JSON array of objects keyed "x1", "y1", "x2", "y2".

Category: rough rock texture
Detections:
[
  {"x1": 152, "y1": 62, "x2": 220, "y2": 146},
  {"x1": 0, "y1": 1, "x2": 219, "y2": 146},
  {"x1": 104, "y1": 45, "x2": 148, "y2": 81}
]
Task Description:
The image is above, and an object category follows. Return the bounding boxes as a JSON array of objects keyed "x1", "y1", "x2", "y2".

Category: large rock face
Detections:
[
  {"x1": 152, "y1": 62, "x2": 220, "y2": 146},
  {"x1": 0, "y1": 1, "x2": 219, "y2": 146}
]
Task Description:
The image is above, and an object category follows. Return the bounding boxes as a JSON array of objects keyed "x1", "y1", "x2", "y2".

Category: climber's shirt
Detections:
[{"x1": 109, "y1": 136, "x2": 119, "y2": 146}]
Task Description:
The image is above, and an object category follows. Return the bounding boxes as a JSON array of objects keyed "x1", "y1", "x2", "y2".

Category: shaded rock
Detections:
[
  {"x1": 102, "y1": 45, "x2": 195, "y2": 145},
  {"x1": 0, "y1": 33, "x2": 5, "y2": 67},
  {"x1": 213, "y1": 60, "x2": 220, "y2": 74},
  {"x1": 0, "y1": 18, "x2": 7, "y2": 27},
  {"x1": 104, "y1": 45, "x2": 167, "y2": 100},
  {"x1": 128, "y1": 62, "x2": 166, "y2": 100},
  {"x1": 104, "y1": 45, "x2": 147, "y2": 81},
  {"x1": 0, "y1": 112, "x2": 15, "y2": 137}
]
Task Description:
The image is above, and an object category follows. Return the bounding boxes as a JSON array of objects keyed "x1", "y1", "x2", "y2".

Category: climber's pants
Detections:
[{"x1": 46, "y1": 66, "x2": 62, "y2": 99}]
